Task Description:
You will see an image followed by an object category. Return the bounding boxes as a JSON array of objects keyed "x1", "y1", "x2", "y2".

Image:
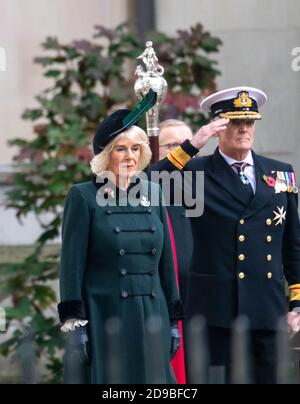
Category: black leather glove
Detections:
[
  {"x1": 170, "y1": 322, "x2": 181, "y2": 360},
  {"x1": 63, "y1": 326, "x2": 90, "y2": 384}
]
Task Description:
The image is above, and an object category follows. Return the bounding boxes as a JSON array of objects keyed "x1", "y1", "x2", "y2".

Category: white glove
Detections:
[{"x1": 61, "y1": 319, "x2": 88, "y2": 333}]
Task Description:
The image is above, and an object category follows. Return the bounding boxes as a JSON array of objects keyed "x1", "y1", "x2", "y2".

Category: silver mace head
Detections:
[{"x1": 134, "y1": 41, "x2": 168, "y2": 105}]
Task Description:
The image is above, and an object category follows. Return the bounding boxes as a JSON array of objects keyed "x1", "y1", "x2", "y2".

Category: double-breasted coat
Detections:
[
  {"x1": 58, "y1": 177, "x2": 182, "y2": 384},
  {"x1": 150, "y1": 145, "x2": 300, "y2": 330}
]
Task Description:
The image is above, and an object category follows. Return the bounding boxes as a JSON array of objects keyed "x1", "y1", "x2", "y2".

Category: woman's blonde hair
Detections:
[{"x1": 90, "y1": 125, "x2": 152, "y2": 175}]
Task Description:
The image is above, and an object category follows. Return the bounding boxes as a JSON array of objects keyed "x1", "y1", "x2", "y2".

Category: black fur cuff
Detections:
[
  {"x1": 57, "y1": 300, "x2": 86, "y2": 323},
  {"x1": 168, "y1": 299, "x2": 185, "y2": 322}
]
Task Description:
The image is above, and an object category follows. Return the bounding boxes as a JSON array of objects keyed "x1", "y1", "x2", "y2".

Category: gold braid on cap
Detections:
[{"x1": 220, "y1": 111, "x2": 262, "y2": 120}]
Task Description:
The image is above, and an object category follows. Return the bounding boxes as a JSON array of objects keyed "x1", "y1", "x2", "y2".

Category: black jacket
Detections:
[{"x1": 150, "y1": 146, "x2": 300, "y2": 330}]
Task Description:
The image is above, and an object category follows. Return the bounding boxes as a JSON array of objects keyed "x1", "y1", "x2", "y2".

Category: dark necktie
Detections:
[{"x1": 231, "y1": 162, "x2": 254, "y2": 195}]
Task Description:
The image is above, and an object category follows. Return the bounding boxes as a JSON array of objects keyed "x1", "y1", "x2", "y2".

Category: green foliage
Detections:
[{"x1": 1, "y1": 22, "x2": 221, "y2": 382}]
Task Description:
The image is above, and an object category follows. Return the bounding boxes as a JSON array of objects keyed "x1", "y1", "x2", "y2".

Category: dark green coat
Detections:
[{"x1": 58, "y1": 178, "x2": 182, "y2": 384}]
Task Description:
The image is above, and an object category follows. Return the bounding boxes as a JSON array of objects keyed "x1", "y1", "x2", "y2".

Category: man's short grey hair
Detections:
[{"x1": 158, "y1": 119, "x2": 192, "y2": 132}]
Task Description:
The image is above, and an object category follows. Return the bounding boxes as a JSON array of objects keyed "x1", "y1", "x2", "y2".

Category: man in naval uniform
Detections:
[{"x1": 150, "y1": 86, "x2": 300, "y2": 383}]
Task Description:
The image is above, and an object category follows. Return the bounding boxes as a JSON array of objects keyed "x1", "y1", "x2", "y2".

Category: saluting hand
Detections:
[{"x1": 190, "y1": 118, "x2": 229, "y2": 150}]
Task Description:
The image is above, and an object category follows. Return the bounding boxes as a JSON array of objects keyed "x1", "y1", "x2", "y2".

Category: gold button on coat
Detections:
[
  {"x1": 267, "y1": 254, "x2": 272, "y2": 261},
  {"x1": 240, "y1": 219, "x2": 245, "y2": 225},
  {"x1": 239, "y1": 272, "x2": 245, "y2": 279},
  {"x1": 266, "y1": 235, "x2": 272, "y2": 242},
  {"x1": 239, "y1": 235, "x2": 245, "y2": 242},
  {"x1": 238, "y1": 254, "x2": 245, "y2": 261},
  {"x1": 266, "y1": 218, "x2": 272, "y2": 226},
  {"x1": 267, "y1": 272, "x2": 273, "y2": 279}
]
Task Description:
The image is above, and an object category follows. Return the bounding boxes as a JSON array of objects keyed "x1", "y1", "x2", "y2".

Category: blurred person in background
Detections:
[
  {"x1": 159, "y1": 119, "x2": 194, "y2": 304},
  {"x1": 158, "y1": 119, "x2": 194, "y2": 384}
]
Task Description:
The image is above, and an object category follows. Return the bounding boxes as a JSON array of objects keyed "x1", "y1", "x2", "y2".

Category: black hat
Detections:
[
  {"x1": 93, "y1": 89, "x2": 157, "y2": 155},
  {"x1": 200, "y1": 86, "x2": 267, "y2": 120}
]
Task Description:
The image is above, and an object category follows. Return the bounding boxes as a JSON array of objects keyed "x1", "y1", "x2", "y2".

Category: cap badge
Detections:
[{"x1": 233, "y1": 91, "x2": 253, "y2": 108}]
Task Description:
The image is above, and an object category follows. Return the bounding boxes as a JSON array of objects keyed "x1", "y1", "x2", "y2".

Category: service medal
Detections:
[
  {"x1": 290, "y1": 171, "x2": 298, "y2": 194},
  {"x1": 274, "y1": 183, "x2": 281, "y2": 194},
  {"x1": 275, "y1": 172, "x2": 287, "y2": 192},
  {"x1": 280, "y1": 182, "x2": 287, "y2": 192}
]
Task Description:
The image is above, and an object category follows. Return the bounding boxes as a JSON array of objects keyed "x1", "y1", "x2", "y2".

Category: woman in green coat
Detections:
[{"x1": 57, "y1": 95, "x2": 183, "y2": 384}]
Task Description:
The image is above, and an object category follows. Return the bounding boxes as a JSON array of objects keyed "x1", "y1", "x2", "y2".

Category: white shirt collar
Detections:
[{"x1": 218, "y1": 148, "x2": 254, "y2": 167}]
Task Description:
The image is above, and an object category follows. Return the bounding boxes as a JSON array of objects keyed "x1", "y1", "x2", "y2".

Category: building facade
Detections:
[{"x1": 1, "y1": 0, "x2": 300, "y2": 244}]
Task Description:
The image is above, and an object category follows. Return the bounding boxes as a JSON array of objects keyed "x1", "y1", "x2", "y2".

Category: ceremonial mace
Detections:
[{"x1": 134, "y1": 41, "x2": 168, "y2": 163}]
